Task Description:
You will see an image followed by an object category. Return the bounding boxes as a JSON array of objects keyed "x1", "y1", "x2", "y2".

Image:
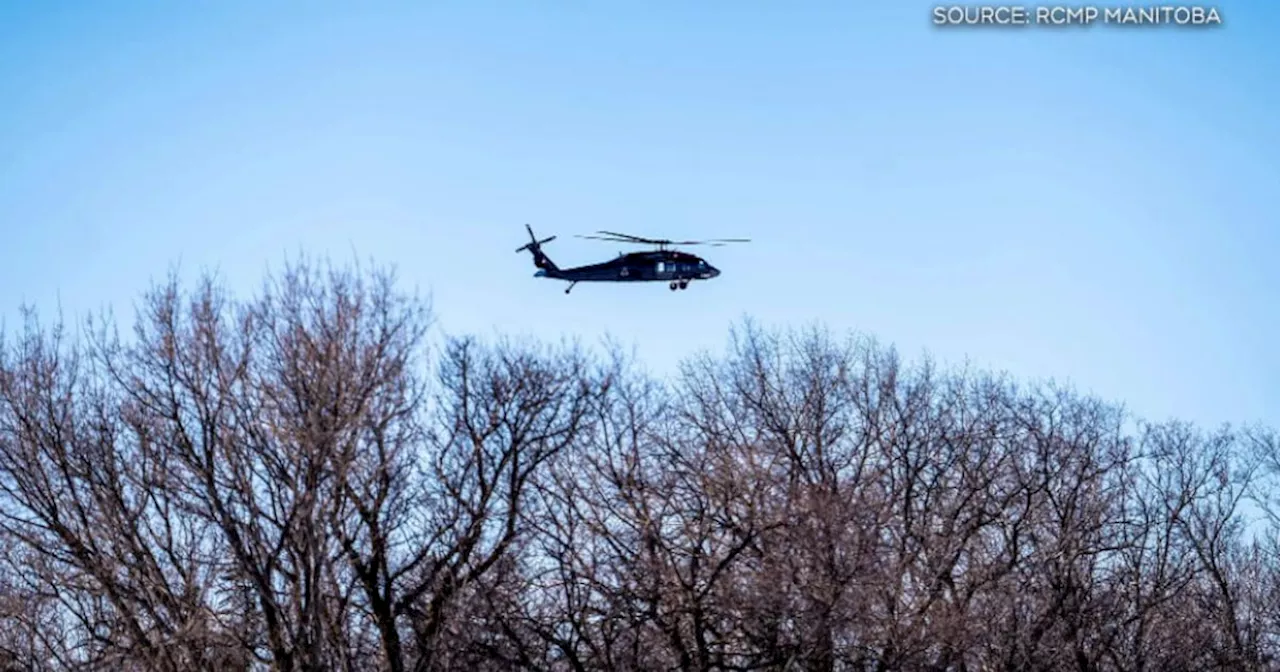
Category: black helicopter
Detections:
[{"x1": 516, "y1": 224, "x2": 750, "y2": 294}]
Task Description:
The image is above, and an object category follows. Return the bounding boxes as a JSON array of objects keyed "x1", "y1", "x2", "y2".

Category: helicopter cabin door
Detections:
[{"x1": 656, "y1": 261, "x2": 666, "y2": 277}]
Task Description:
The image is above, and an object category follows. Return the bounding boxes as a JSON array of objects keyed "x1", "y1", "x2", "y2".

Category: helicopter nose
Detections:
[{"x1": 708, "y1": 266, "x2": 720, "y2": 278}]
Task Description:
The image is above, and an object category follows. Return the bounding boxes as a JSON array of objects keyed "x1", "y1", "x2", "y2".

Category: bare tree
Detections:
[
  {"x1": 0, "y1": 305, "x2": 238, "y2": 670},
  {"x1": 0, "y1": 260, "x2": 603, "y2": 671},
  {"x1": 2, "y1": 267, "x2": 1277, "y2": 671}
]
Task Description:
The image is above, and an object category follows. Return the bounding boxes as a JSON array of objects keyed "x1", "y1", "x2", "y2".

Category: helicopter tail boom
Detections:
[{"x1": 516, "y1": 224, "x2": 560, "y2": 276}]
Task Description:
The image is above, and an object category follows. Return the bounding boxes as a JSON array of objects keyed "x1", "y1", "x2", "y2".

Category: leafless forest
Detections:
[{"x1": 0, "y1": 261, "x2": 1277, "y2": 671}]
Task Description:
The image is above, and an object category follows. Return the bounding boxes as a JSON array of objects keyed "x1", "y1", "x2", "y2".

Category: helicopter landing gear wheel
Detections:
[
  {"x1": 669, "y1": 282, "x2": 678, "y2": 291},
  {"x1": 678, "y1": 280, "x2": 688, "y2": 290}
]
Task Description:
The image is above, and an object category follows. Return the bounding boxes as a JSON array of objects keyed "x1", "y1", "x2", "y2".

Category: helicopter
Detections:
[{"x1": 516, "y1": 224, "x2": 750, "y2": 294}]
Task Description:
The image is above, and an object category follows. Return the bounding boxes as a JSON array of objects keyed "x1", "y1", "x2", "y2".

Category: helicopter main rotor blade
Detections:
[
  {"x1": 576, "y1": 234, "x2": 657, "y2": 245},
  {"x1": 594, "y1": 230, "x2": 669, "y2": 244},
  {"x1": 665, "y1": 238, "x2": 752, "y2": 246},
  {"x1": 576, "y1": 231, "x2": 752, "y2": 247},
  {"x1": 597, "y1": 231, "x2": 750, "y2": 245}
]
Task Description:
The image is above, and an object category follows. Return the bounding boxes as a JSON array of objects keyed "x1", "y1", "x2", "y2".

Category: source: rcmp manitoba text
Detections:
[{"x1": 932, "y1": 5, "x2": 1222, "y2": 26}]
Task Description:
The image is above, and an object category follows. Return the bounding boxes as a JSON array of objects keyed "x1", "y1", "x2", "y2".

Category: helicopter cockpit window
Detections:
[{"x1": 698, "y1": 260, "x2": 706, "y2": 268}]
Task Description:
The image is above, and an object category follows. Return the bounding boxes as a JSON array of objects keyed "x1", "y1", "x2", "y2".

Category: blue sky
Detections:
[{"x1": 1, "y1": 1, "x2": 1276, "y2": 427}]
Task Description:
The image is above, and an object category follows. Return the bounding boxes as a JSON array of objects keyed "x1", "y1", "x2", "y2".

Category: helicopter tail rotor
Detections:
[
  {"x1": 516, "y1": 223, "x2": 556, "y2": 252},
  {"x1": 516, "y1": 224, "x2": 560, "y2": 274}
]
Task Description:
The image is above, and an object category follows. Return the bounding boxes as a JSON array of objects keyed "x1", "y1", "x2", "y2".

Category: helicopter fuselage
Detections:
[{"x1": 536, "y1": 250, "x2": 720, "y2": 285}]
